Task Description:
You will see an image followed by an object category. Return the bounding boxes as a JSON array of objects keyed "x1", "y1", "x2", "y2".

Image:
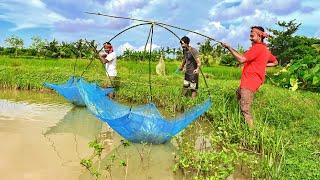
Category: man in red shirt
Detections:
[{"x1": 221, "y1": 26, "x2": 278, "y2": 127}]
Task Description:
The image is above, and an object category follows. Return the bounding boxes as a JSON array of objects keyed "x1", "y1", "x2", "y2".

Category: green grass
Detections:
[{"x1": 0, "y1": 56, "x2": 319, "y2": 179}]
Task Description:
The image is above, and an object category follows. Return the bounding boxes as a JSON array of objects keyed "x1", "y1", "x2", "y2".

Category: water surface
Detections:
[{"x1": 0, "y1": 89, "x2": 181, "y2": 179}]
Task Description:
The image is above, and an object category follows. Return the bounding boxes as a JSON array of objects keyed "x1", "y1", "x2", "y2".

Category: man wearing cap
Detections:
[
  {"x1": 99, "y1": 42, "x2": 118, "y2": 98},
  {"x1": 179, "y1": 36, "x2": 201, "y2": 99},
  {"x1": 221, "y1": 26, "x2": 278, "y2": 127}
]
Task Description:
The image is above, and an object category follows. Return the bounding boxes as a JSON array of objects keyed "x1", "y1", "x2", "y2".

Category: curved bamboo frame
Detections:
[{"x1": 82, "y1": 12, "x2": 219, "y2": 99}]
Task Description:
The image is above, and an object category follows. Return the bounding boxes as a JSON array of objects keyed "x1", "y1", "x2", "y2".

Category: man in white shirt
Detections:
[{"x1": 98, "y1": 42, "x2": 118, "y2": 98}]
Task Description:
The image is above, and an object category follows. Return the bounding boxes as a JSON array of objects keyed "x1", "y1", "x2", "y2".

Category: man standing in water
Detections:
[
  {"x1": 221, "y1": 26, "x2": 278, "y2": 127},
  {"x1": 179, "y1": 36, "x2": 201, "y2": 99},
  {"x1": 98, "y1": 42, "x2": 118, "y2": 98}
]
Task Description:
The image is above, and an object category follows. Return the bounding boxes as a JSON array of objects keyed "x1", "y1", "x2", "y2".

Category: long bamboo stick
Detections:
[{"x1": 85, "y1": 12, "x2": 221, "y2": 43}]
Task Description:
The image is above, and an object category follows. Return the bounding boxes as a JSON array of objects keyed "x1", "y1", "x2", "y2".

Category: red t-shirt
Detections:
[{"x1": 241, "y1": 43, "x2": 277, "y2": 92}]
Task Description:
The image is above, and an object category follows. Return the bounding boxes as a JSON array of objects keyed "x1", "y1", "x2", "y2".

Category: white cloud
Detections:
[
  {"x1": 189, "y1": 9, "x2": 278, "y2": 49},
  {"x1": 30, "y1": 0, "x2": 45, "y2": 8},
  {"x1": 211, "y1": 21, "x2": 224, "y2": 30},
  {"x1": 116, "y1": 42, "x2": 160, "y2": 55},
  {"x1": 137, "y1": 43, "x2": 160, "y2": 51},
  {"x1": 209, "y1": 0, "x2": 255, "y2": 21},
  {"x1": 264, "y1": 0, "x2": 301, "y2": 15},
  {"x1": 54, "y1": 18, "x2": 96, "y2": 32},
  {"x1": 101, "y1": 0, "x2": 150, "y2": 29},
  {"x1": 117, "y1": 42, "x2": 135, "y2": 54},
  {"x1": 279, "y1": 4, "x2": 320, "y2": 37},
  {"x1": 104, "y1": 0, "x2": 148, "y2": 14},
  {"x1": 209, "y1": 0, "x2": 313, "y2": 22},
  {"x1": 0, "y1": 0, "x2": 66, "y2": 30}
]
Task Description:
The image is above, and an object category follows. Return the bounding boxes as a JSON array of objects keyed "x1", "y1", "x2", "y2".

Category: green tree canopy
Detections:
[
  {"x1": 268, "y1": 19, "x2": 320, "y2": 65},
  {"x1": 5, "y1": 35, "x2": 24, "y2": 57}
]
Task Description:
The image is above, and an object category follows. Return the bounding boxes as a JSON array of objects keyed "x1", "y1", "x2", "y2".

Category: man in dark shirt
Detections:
[{"x1": 179, "y1": 36, "x2": 201, "y2": 99}]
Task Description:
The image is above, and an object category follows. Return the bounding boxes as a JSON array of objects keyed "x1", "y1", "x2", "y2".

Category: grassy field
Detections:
[{"x1": 0, "y1": 56, "x2": 319, "y2": 179}]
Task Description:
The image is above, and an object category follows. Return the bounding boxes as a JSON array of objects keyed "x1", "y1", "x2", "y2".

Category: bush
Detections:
[
  {"x1": 272, "y1": 55, "x2": 320, "y2": 92},
  {"x1": 219, "y1": 54, "x2": 238, "y2": 66},
  {"x1": 277, "y1": 44, "x2": 319, "y2": 66}
]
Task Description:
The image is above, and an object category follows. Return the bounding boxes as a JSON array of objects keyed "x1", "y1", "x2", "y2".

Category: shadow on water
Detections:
[
  {"x1": 79, "y1": 142, "x2": 183, "y2": 180},
  {"x1": 43, "y1": 106, "x2": 183, "y2": 179},
  {"x1": 43, "y1": 106, "x2": 122, "y2": 167},
  {"x1": 44, "y1": 106, "x2": 103, "y2": 139}
]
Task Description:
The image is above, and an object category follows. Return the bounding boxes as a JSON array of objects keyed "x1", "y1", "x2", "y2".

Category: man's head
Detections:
[
  {"x1": 180, "y1": 36, "x2": 190, "y2": 50},
  {"x1": 103, "y1": 42, "x2": 113, "y2": 53},
  {"x1": 250, "y1": 26, "x2": 268, "y2": 43}
]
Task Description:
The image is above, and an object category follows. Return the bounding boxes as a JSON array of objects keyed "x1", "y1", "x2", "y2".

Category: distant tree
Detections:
[
  {"x1": 30, "y1": 36, "x2": 47, "y2": 58},
  {"x1": 58, "y1": 41, "x2": 73, "y2": 58},
  {"x1": 268, "y1": 20, "x2": 301, "y2": 65},
  {"x1": 5, "y1": 35, "x2": 24, "y2": 57},
  {"x1": 198, "y1": 39, "x2": 229, "y2": 65},
  {"x1": 176, "y1": 48, "x2": 183, "y2": 61},
  {"x1": 74, "y1": 39, "x2": 86, "y2": 59},
  {"x1": 199, "y1": 39, "x2": 213, "y2": 55},
  {"x1": 0, "y1": 46, "x2": 4, "y2": 55},
  {"x1": 45, "y1": 39, "x2": 59, "y2": 58},
  {"x1": 268, "y1": 19, "x2": 320, "y2": 65},
  {"x1": 172, "y1": 47, "x2": 177, "y2": 57},
  {"x1": 83, "y1": 39, "x2": 98, "y2": 60}
]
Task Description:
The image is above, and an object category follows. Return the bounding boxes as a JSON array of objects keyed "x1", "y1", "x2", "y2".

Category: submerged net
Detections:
[
  {"x1": 77, "y1": 78, "x2": 212, "y2": 144},
  {"x1": 44, "y1": 76, "x2": 113, "y2": 106}
]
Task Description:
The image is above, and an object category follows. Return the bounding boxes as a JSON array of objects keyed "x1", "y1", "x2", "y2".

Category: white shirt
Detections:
[{"x1": 104, "y1": 51, "x2": 117, "y2": 76}]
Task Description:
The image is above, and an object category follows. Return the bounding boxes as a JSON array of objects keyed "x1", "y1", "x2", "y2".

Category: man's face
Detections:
[
  {"x1": 180, "y1": 40, "x2": 188, "y2": 50},
  {"x1": 250, "y1": 29, "x2": 261, "y2": 43},
  {"x1": 104, "y1": 44, "x2": 112, "y2": 53}
]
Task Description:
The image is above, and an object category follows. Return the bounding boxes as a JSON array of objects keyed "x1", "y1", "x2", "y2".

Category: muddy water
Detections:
[{"x1": 0, "y1": 90, "x2": 182, "y2": 180}]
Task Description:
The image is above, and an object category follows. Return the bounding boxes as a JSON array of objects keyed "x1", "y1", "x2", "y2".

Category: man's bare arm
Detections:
[
  {"x1": 193, "y1": 57, "x2": 201, "y2": 74},
  {"x1": 221, "y1": 42, "x2": 246, "y2": 63},
  {"x1": 196, "y1": 57, "x2": 201, "y2": 69},
  {"x1": 179, "y1": 59, "x2": 186, "y2": 71},
  {"x1": 267, "y1": 61, "x2": 278, "y2": 67},
  {"x1": 98, "y1": 54, "x2": 107, "y2": 64}
]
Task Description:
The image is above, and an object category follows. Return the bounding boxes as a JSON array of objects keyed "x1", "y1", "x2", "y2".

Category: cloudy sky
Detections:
[{"x1": 0, "y1": 0, "x2": 319, "y2": 54}]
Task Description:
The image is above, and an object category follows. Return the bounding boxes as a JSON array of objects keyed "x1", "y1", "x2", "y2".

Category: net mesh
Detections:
[{"x1": 77, "y1": 78, "x2": 212, "y2": 144}]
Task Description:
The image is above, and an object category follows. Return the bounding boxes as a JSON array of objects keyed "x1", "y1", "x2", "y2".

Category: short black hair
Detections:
[
  {"x1": 180, "y1": 36, "x2": 190, "y2": 44},
  {"x1": 251, "y1": 26, "x2": 265, "y2": 32},
  {"x1": 104, "y1": 42, "x2": 112, "y2": 46},
  {"x1": 251, "y1": 26, "x2": 265, "y2": 42}
]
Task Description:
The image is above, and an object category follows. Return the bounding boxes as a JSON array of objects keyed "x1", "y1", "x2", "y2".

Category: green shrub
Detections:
[{"x1": 272, "y1": 55, "x2": 320, "y2": 92}]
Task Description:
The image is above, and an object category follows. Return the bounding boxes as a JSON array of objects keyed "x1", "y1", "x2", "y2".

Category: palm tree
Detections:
[
  {"x1": 46, "y1": 39, "x2": 59, "y2": 58},
  {"x1": 74, "y1": 39, "x2": 85, "y2": 59},
  {"x1": 84, "y1": 40, "x2": 98, "y2": 60}
]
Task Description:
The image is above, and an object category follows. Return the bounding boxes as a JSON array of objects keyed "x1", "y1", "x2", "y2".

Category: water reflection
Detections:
[
  {"x1": 0, "y1": 91, "x2": 78, "y2": 180},
  {"x1": 0, "y1": 89, "x2": 68, "y2": 106},
  {"x1": 44, "y1": 107, "x2": 103, "y2": 139},
  {"x1": 43, "y1": 107, "x2": 122, "y2": 167},
  {"x1": 79, "y1": 142, "x2": 182, "y2": 180}
]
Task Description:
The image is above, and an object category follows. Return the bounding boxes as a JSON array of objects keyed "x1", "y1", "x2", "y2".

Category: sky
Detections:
[{"x1": 0, "y1": 0, "x2": 319, "y2": 54}]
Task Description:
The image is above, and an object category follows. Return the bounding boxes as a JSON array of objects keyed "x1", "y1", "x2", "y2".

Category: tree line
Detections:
[{"x1": 0, "y1": 37, "x2": 99, "y2": 59}]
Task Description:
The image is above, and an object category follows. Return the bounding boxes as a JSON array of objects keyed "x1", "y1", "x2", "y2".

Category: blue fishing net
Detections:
[
  {"x1": 77, "y1": 78, "x2": 212, "y2": 144},
  {"x1": 44, "y1": 76, "x2": 113, "y2": 106}
]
